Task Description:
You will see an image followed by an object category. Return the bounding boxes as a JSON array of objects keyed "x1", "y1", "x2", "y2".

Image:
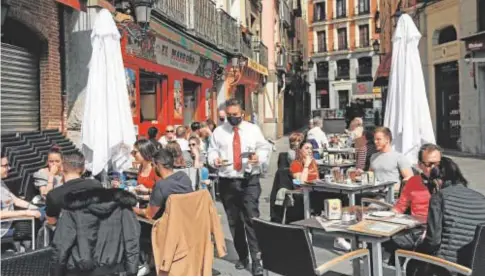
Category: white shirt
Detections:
[
  {"x1": 176, "y1": 138, "x2": 190, "y2": 151},
  {"x1": 208, "y1": 121, "x2": 271, "y2": 178},
  {"x1": 307, "y1": 126, "x2": 329, "y2": 149},
  {"x1": 158, "y1": 136, "x2": 174, "y2": 147}
]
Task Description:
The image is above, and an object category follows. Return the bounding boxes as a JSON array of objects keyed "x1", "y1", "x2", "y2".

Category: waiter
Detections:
[{"x1": 208, "y1": 98, "x2": 270, "y2": 276}]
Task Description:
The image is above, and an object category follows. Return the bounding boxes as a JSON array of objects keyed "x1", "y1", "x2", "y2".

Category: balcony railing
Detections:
[
  {"x1": 187, "y1": 0, "x2": 218, "y2": 46},
  {"x1": 239, "y1": 32, "x2": 253, "y2": 59},
  {"x1": 280, "y1": 0, "x2": 291, "y2": 28},
  {"x1": 317, "y1": 44, "x2": 327, "y2": 53},
  {"x1": 153, "y1": 0, "x2": 187, "y2": 28},
  {"x1": 217, "y1": 8, "x2": 239, "y2": 54},
  {"x1": 252, "y1": 38, "x2": 268, "y2": 67},
  {"x1": 276, "y1": 48, "x2": 287, "y2": 70}
]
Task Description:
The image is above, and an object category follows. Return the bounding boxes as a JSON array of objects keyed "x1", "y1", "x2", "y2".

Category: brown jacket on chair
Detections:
[{"x1": 151, "y1": 190, "x2": 227, "y2": 276}]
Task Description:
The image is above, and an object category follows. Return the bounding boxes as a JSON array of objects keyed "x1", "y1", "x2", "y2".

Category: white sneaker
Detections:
[
  {"x1": 333, "y1": 238, "x2": 352, "y2": 252},
  {"x1": 137, "y1": 264, "x2": 150, "y2": 276}
]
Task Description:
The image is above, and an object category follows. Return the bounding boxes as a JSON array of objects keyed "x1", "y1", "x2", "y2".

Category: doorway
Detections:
[
  {"x1": 338, "y1": 90, "x2": 349, "y2": 109},
  {"x1": 183, "y1": 80, "x2": 201, "y2": 126},
  {"x1": 435, "y1": 61, "x2": 460, "y2": 150}
]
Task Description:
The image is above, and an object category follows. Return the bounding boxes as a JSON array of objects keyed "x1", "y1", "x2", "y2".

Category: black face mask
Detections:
[
  {"x1": 429, "y1": 166, "x2": 440, "y2": 180},
  {"x1": 219, "y1": 117, "x2": 225, "y2": 122},
  {"x1": 227, "y1": 116, "x2": 242, "y2": 126},
  {"x1": 422, "y1": 166, "x2": 441, "y2": 194}
]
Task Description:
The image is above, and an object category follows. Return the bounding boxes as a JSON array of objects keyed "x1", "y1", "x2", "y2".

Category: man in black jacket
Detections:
[
  {"x1": 51, "y1": 187, "x2": 140, "y2": 275},
  {"x1": 410, "y1": 157, "x2": 485, "y2": 275}
]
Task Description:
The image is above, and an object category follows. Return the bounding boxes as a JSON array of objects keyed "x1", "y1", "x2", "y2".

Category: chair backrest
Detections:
[
  {"x1": 1, "y1": 246, "x2": 54, "y2": 276},
  {"x1": 253, "y1": 218, "x2": 317, "y2": 276},
  {"x1": 470, "y1": 223, "x2": 485, "y2": 275}
]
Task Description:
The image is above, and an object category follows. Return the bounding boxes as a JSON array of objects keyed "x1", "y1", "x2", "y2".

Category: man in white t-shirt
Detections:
[
  {"x1": 158, "y1": 125, "x2": 176, "y2": 147},
  {"x1": 306, "y1": 117, "x2": 329, "y2": 150}
]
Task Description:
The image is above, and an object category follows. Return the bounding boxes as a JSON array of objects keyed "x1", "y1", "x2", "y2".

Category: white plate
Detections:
[{"x1": 370, "y1": 211, "x2": 395, "y2": 218}]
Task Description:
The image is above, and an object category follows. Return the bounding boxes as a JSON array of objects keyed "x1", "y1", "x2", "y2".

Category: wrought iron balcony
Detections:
[
  {"x1": 252, "y1": 37, "x2": 268, "y2": 67},
  {"x1": 275, "y1": 47, "x2": 287, "y2": 71},
  {"x1": 239, "y1": 32, "x2": 254, "y2": 59},
  {"x1": 217, "y1": 8, "x2": 239, "y2": 55},
  {"x1": 186, "y1": 0, "x2": 218, "y2": 46},
  {"x1": 153, "y1": 0, "x2": 187, "y2": 28},
  {"x1": 280, "y1": 0, "x2": 291, "y2": 28}
]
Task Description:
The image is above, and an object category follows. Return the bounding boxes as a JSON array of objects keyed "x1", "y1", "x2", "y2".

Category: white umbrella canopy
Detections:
[
  {"x1": 384, "y1": 14, "x2": 436, "y2": 165},
  {"x1": 81, "y1": 9, "x2": 136, "y2": 176}
]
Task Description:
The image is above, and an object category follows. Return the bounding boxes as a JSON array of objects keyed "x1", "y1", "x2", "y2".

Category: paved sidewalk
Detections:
[{"x1": 212, "y1": 133, "x2": 485, "y2": 276}]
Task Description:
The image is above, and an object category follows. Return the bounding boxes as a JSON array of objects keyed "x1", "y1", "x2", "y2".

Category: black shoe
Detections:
[
  {"x1": 252, "y1": 260, "x2": 264, "y2": 276},
  {"x1": 235, "y1": 258, "x2": 249, "y2": 270}
]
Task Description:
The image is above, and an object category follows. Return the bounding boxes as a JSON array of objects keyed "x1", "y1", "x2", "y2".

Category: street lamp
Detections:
[
  {"x1": 132, "y1": 0, "x2": 154, "y2": 31},
  {"x1": 372, "y1": 40, "x2": 380, "y2": 54}
]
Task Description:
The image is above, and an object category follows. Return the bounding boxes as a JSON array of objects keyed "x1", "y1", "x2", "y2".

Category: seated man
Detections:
[
  {"x1": 409, "y1": 157, "x2": 485, "y2": 275},
  {"x1": 383, "y1": 144, "x2": 442, "y2": 263},
  {"x1": 370, "y1": 127, "x2": 414, "y2": 191},
  {"x1": 147, "y1": 149, "x2": 193, "y2": 220},
  {"x1": 0, "y1": 152, "x2": 41, "y2": 240},
  {"x1": 45, "y1": 152, "x2": 102, "y2": 225}
]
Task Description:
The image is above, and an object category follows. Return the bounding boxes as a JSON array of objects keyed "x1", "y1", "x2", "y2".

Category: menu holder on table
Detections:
[
  {"x1": 348, "y1": 220, "x2": 406, "y2": 237},
  {"x1": 315, "y1": 216, "x2": 351, "y2": 232}
]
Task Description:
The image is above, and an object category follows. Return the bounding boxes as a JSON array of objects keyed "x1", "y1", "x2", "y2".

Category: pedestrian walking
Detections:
[{"x1": 208, "y1": 98, "x2": 271, "y2": 276}]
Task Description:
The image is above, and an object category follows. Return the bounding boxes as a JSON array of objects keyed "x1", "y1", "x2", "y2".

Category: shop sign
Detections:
[
  {"x1": 467, "y1": 41, "x2": 485, "y2": 51},
  {"x1": 151, "y1": 21, "x2": 227, "y2": 65},
  {"x1": 154, "y1": 38, "x2": 201, "y2": 74},
  {"x1": 247, "y1": 58, "x2": 269, "y2": 76},
  {"x1": 372, "y1": 87, "x2": 381, "y2": 94},
  {"x1": 354, "y1": 82, "x2": 373, "y2": 94},
  {"x1": 319, "y1": 89, "x2": 328, "y2": 95},
  {"x1": 55, "y1": 0, "x2": 84, "y2": 11}
]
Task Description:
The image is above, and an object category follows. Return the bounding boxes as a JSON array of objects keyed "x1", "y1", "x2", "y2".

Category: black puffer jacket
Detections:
[
  {"x1": 419, "y1": 183, "x2": 485, "y2": 265},
  {"x1": 51, "y1": 188, "x2": 140, "y2": 276}
]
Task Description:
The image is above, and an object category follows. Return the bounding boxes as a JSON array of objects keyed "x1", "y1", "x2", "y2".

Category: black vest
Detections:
[{"x1": 437, "y1": 184, "x2": 485, "y2": 264}]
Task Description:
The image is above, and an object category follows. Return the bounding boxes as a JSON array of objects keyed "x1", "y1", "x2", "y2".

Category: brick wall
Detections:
[{"x1": 4, "y1": 0, "x2": 62, "y2": 131}]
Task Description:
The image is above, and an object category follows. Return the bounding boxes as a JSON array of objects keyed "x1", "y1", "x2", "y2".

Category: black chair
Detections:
[
  {"x1": 253, "y1": 218, "x2": 371, "y2": 276},
  {"x1": 395, "y1": 223, "x2": 485, "y2": 276},
  {"x1": 1, "y1": 246, "x2": 54, "y2": 276}
]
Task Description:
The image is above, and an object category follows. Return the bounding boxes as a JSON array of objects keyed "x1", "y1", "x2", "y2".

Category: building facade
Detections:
[
  {"x1": 308, "y1": 0, "x2": 381, "y2": 127},
  {"x1": 1, "y1": 0, "x2": 64, "y2": 134}
]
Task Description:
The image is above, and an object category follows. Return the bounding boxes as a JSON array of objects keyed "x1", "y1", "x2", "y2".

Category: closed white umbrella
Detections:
[
  {"x1": 81, "y1": 9, "x2": 136, "y2": 176},
  {"x1": 384, "y1": 14, "x2": 435, "y2": 165}
]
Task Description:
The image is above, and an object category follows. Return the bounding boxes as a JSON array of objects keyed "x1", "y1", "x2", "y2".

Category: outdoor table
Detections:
[
  {"x1": 1, "y1": 217, "x2": 36, "y2": 250},
  {"x1": 316, "y1": 159, "x2": 355, "y2": 168},
  {"x1": 301, "y1": 180, "x2": 396, "y2": 219},
  {"x1": 325, "y1": 147, "x2": 355, "y2": 154},
  {"x1": 292, "y1": 215, "x2": 426, "y2": 276}
]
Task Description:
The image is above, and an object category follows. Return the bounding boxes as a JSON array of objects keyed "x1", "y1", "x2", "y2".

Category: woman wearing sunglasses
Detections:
[{"x1": 122, "y1": 139, "x2": 158, "y2": 199}]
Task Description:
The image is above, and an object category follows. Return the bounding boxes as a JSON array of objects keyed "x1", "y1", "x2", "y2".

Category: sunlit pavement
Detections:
[{"x1": 212, "y1": 133, "x2": 485, "y2": 276}]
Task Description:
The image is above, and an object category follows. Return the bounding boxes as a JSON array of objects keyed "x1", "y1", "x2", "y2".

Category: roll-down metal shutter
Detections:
[{"x1": 1, "y1": 43, "x2": 40, "y2": 134}]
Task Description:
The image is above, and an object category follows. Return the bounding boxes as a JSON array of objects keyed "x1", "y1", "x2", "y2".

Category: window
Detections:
[
  {"x1": 438, "y1": 26, "x2": 457, "y2": 44},
  {"x1": 317, "y1": 31, "x2": 327, "y2": 52},
  {"x1": 357, "y1": 57, "x2": 372, "y2": 76},
  {"x1": 479, "y1": 0, "x2": 485, "y2": 31},
  {"x1": 336, "y1": 0, "x2": 346, "y2": 18},
  {"x1": 140, "y1": 77, "x2": 159, "y2": 121},
  {"x1": 337, "y1": 28, "x2": 347, "y2": 50},
  {"x1": 358, "y1": 0, "x2": 370, "y2": 14},
  {"x1": 314, "y1": 2, "x2": 326, "y2": 22},
  {"x1": 336, "y1": 59, "x2": 350, "y2": 79},
  {"x1": 359, "y1": 24, "x2": 370, "y2": 47},
  {"x1": 316, "y1": 83, "x2": 330, "y2": 108},
  {"x1": 317, "y1": 61, "x2": 329, "y2": 78}
]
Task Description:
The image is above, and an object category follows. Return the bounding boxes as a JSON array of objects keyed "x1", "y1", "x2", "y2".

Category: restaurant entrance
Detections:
[
  {"x1": 435, "y1": 61, "x2": 460, "y2": 150},
  {"x1": 183, "y1": 80, "x2": 201, "y2": 126}
]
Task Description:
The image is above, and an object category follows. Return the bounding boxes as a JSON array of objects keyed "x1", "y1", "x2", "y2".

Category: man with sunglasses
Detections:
[
  {"x1": 159, "y1": 125, "x2": 176, "y2": 148},
  {"x1": 382, "y1": 143, "x2": 442, "y2": 265}
]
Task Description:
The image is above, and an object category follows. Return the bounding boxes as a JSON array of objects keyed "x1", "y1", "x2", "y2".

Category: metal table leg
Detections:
[
  {"x1": 387, "y1": 184, "x2": 395, "y2": 204},
  {"x1": 348, "y1": 192, "x2": 356, "y2": 206},
  {"x1": 303, "y1": 187, "x2": 310, "y2": 219},
  {"x1": 31, "y1": 218, "x2": 35, "y2": 250},
  {"x1": 371, "y1": 242, "x2": 383, "y2": 276},
  {"x1": 351, "y1": 238, "x2": 361, "y2": 275}
]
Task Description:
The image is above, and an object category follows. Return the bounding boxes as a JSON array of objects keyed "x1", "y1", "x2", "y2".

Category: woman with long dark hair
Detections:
[
  {"x1": 165, "y1": 141, "x2": 193, "y2": 168},
  {"x1": 126, "y1": 139, "x2": 158, "y2": 197},
  {"x1": 33, "y1": 146, "x2": 63, "y2": 198}
]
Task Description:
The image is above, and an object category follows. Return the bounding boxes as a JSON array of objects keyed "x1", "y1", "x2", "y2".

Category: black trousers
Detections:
[{"x1": 219, "y1": 175, "x2": 262, "y2": 261}]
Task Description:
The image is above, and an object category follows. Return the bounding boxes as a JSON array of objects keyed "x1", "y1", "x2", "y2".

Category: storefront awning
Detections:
[
  {"x1": 247, "y1": 58, "x2": 268, "y2": 76},
  {"x1": 55, "y1": 0, "x2": 85, "y2": 11},
  {"x1": 373, "y1": 52, "x2": 392, "y2": 86}
]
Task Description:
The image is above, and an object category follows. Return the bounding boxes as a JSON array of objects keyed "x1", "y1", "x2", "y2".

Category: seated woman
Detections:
[
  {"x1": 166, "y1": 141, "x2": 193, "y2": 168},
  {"x1": 289, "y1": 141, "x2": 351, "y2": 251},
  {"x1": 289, "y1": 141, "x2": 319, "y2": 183},
  {"x1": 33, "y1": 146, "x2": 63, "y2": 199},
  {"x1": 353, "y1": 128, "x2": 377, "y2": 172},
  {"x1": 126, "y1": 139, "x2": 158, "y2": 200},
  {"x1": 287, "y1": 132, "x2": 304, "y2": 165}
]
